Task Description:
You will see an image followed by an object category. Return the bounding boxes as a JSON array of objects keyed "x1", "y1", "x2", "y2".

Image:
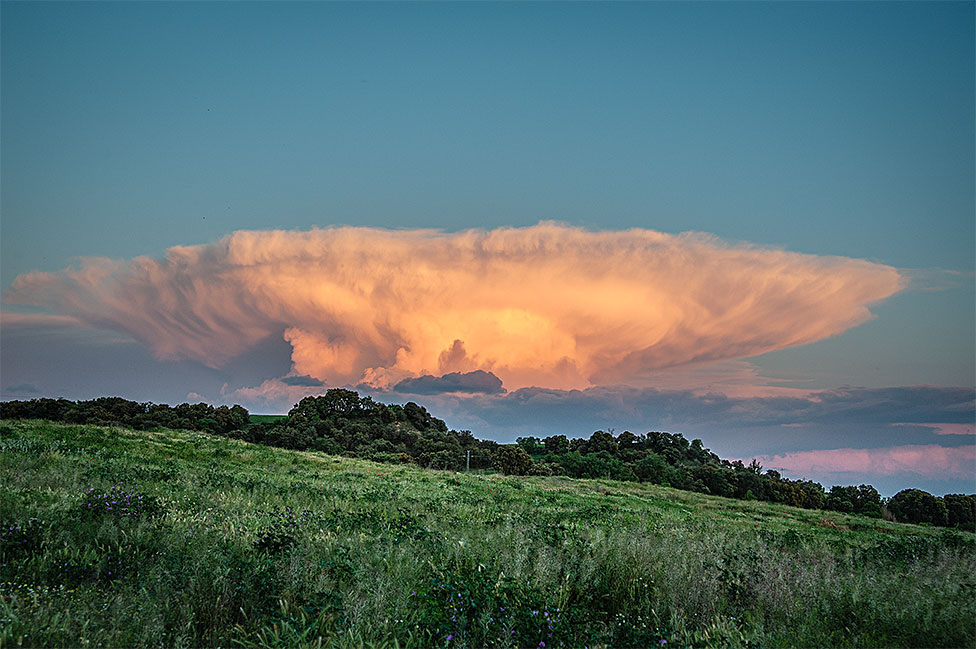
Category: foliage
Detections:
[
  {"x1": 493, "y1": 446, "x2": 534, "y2": 475},
  {"x1": 944, "y1": 494, "x2": 976, "y2": 532},
  {"x1": 824, "y1": 484, "x2": 882, "y2": 518},
  {"x1": 1, "y1": 517, "x2": 44, "y2": 558},
  {"x1": 515, "y1": 436, "x2": 544, "y2": 455},
  {"x1": 887, "y1": 488, "x2": 950, "y2": 526},
  {"x1": 2, "y1": 393, "x2": 969, "y2": 530},
  {"x1": 1, "y1": 397, "x2": 249, "y2": 435}
]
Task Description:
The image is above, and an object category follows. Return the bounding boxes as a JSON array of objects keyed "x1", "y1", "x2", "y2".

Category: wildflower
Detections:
[{"x1": 446, "y1": 634, "x2": 453, "y2": 642}]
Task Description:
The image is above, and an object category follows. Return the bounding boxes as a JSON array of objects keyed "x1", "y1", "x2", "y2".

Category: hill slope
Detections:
[{"x1": 2, "y1": 419, "x2": 974, "y2": 648}]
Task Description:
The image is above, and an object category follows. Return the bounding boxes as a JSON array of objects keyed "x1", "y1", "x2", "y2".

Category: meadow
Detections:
[{"x1": 1, "y1": 418, "x2": 974, "y2": 648}]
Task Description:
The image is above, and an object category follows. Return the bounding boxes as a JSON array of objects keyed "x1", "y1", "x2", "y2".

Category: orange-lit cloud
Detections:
[
  {"x1": 4, "y1": 223, "x2": 903, "y2": 390},
  {"x1": 757, "y1": 444, "x2": 976, "y2": 479}
]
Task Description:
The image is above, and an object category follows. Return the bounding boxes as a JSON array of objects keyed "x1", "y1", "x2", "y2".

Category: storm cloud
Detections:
[
  {"x1": 5, "y1": 223, "x2": 903, "y2": 391},
  {"x1": 394, "y1": 369, "x2": 505, "y2": 395}
]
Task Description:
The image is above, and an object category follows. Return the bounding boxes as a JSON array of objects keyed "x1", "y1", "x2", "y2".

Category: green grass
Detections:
[{"x1": 1, "y1": 419, "x2": 974, "y2": 649}]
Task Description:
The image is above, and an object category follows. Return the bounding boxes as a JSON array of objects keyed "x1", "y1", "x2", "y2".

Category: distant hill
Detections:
[{"x1": 1, "y1": 418, "x2": 974, "y2": 648}]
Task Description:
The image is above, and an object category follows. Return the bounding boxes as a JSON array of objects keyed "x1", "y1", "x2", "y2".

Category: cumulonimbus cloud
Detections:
[{"x1": 4, "y1": 223, "x2": 903, "y2": 390}]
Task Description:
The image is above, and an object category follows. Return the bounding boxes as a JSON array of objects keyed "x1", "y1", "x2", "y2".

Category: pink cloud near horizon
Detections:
[
  {"x1": 894, "y1": 423, "x2": 976, "y2": 436},
  {"x1": 4, "y1": 223, "x2": 903, "y2": 392},
  {"x1": 758, "y1": 444, "x2": 976, "y2": 480}
]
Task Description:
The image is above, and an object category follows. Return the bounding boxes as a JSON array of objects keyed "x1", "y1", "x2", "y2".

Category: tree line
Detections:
[
  {"x1": 0, "y1": 396, "x2": 249, "y2": 436},
  {"x1": 2, "y1": 391, "x2": 973, "y2": 531}
]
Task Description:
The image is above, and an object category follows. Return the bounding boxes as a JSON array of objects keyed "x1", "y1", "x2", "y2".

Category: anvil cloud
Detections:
[{"x1": 5, "y1": 223, "x2": 903, "y2": 391}]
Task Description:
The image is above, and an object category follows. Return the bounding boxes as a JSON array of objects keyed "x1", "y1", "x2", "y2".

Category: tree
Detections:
[
  {"x1": 887, "y1": 489, "x2": 949, "y2": 527},
  {"x1": 616, "y1": 431, "x2": 638, "y2": 449},
  {"x1": 578, "y1": 451, "x2": 626, "y2": 479},
  {"x1": 494, "y1": 446, "x2": 534, "y2": 476},
  {"x1": 466, "y1": 443, "x2": 498, "y2": 470},
  {"x1": 213, "y1": 404, "x2": 250, "y2": 434},
  {"x1": 825, "y1": 484, "x2": 882, "y2": 517},
  {"x1": 699, "y1": 465, "x2": 736, "y2": 497},
  {"x1": 585, "y1": 431, "x2": 618, "y2": 456},
  {"x1": 543, "y1": 435, "x2": 570, "y2": 455},
  {"x1": 319, "y1": 389, "x2": 364, "y2": 416},
  {"x1": 793, "y1": 479, "x2": 826, "y2": 510},
  {"x1": 855, "y1": 484, "x2": 883, "y2": 518},
  {"x1": 732, "y1": 468, "x2": 766, "y2": 501},
  {"x1": 634, "y1": 452, "x2": 670, "y2": 484},
  {"x1": 516, "y1": 436, "x2": 543, "y2": 454},
  {"x1": 942, "y1": 494, "x2": 976, "y2": 532},
  {"x1": 404, "y1": 401, "x2": 446, "y2": 432}
]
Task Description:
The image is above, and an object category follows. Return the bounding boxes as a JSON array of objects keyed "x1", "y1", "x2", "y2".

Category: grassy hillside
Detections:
[{"x1": 1, "y1": 419, "x2": 974, "y2": 648}]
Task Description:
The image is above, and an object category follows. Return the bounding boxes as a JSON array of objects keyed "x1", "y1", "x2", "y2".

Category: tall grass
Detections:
[{"x1": 1, "y1": 419, "x2": 974, "y2": 648}]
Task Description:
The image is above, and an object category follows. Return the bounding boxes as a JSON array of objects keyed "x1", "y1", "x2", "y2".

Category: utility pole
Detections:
[{"x1": 466, "y1": 450, "x2": 470, "y2": 472}]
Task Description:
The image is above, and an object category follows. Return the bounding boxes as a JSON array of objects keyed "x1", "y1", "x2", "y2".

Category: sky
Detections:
[{"x1": 1, "y1": 1, "x2": 973, "y2": 496}]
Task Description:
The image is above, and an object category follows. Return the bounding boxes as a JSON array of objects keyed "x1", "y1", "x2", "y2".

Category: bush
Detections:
[
  {"x1": 494, "y1": 446, "x2": 534, "y2": 475},
  {"x1": 254, "y1": 507, "x2": 312, "y2": 554},
  {"x1": 528, "y1": 461, "x2": 557, "y2": 477}
]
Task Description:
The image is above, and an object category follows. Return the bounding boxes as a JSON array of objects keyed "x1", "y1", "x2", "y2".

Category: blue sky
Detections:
[{"x1": 1, "y1": 2, "x2": 973, "y2": 495}]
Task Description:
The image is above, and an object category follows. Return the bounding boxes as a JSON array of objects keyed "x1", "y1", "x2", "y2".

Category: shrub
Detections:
[
  {"x1": 527, "y1": 461, "x2": 556, "y2": 477},
  {"x1": 254, "y1": 507, "x2": 312, "y2": 554},
  {"x1": 494, "y1": 446, "x2": 533, "y2": 476}
]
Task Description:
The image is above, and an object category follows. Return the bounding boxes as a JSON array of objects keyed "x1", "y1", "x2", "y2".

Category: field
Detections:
[{"x1": 1, "y1": 419, "x2": 974, "y2": 648}]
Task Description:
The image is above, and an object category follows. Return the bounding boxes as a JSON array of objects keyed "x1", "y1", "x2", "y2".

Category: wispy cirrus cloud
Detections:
[{"x1": 4, "y1": 223, "x2": 903, "y2": 392}]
